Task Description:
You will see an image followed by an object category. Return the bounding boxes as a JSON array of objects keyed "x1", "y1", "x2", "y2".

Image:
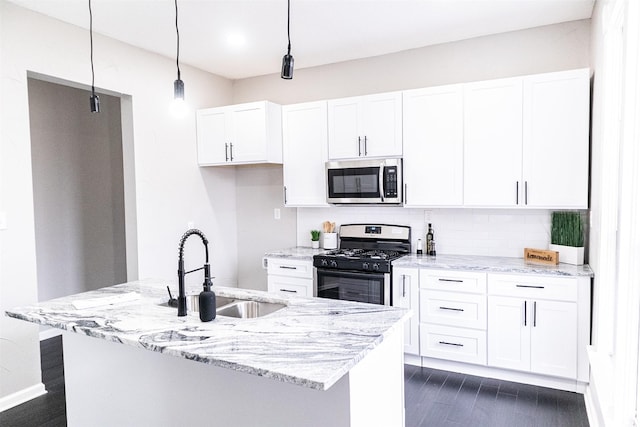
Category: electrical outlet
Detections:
[
  {"x1": 274, "y1": 208, "x2": 281, "y2": 220},
  {"x1": 424, "y1": 210, "x2": 432, "y2": 223}
]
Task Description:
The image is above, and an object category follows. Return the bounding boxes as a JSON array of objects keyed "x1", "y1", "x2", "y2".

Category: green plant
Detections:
[
  {"x1": 551, "y1": 211, "x2": 584, "y2": 247},
  {"x1": 310, "y1": 230, "x2": 321, "y2": 241}
]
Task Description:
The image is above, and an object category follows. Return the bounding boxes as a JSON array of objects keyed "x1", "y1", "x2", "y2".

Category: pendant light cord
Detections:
[
  {"x1": 89, "y1": 0, "x2": 95, "y2": 94},
  {"x1": 286, "y1": 0, "x2": 291, "y2": 55},
  {"x1": 175, "y1": 0, "x2": 181, "y2": 81}
]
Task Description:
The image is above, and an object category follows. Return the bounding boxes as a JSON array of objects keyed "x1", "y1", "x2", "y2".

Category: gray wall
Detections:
[{"x1": 28, "y1": 78, "x2": 127, "y2": 300}]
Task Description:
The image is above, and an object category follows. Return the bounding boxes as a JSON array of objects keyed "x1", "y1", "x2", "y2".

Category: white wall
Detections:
[
  {"x1": 0, "y1": 2, "x2": 234, "y2": 406},
  {"x1": 232, "y1": 19, "x2": 591, "y2": 286},
  {"x1": 28, "y1": 79, "x2": 127, "y2": 300}
]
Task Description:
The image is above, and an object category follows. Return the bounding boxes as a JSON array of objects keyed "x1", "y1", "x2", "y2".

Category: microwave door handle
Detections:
[{"x1": 379, "y1": 163, "x2": 385, "y2": 202}]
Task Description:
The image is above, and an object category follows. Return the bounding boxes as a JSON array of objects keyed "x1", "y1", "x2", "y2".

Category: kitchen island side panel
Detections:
[{"x1": 63, "y1": 329, "x2": 404, "y2": 427}]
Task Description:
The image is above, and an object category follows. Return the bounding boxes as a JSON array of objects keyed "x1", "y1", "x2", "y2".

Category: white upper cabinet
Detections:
[
  {"x1": 463, "y1": 77, "x2": 524, "y2": 207},
  {"x1": 196, "y1": 101, "x2": 282, "y2": 166},
  {"x1": 282, "y1": 101, "x2": 329, "y2": 207},
  {"x1": 403, "y1": 84, "x2": 464, "y2": 206},
  {"x1": 327, "y1": 92, "x2": 402, "y2": 159},
  {"x1": 522, "y1": 69, "x2": 590, "y2": 208}
]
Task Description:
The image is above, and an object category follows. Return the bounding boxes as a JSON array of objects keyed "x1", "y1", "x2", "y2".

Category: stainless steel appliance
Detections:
[
  {"x1": 326, "y1": 158, "x2": 402, "y2": 204},
  {"x1": 313, "y1": 224, "x2": 411, "y2": 305}
]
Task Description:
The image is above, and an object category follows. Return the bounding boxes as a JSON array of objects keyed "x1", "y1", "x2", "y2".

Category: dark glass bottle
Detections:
[
  {"x1": 426, "y1": 223, "x2": 434, "y2": 255},
  {"x1": 199, "y1": 264, "x2": 216, "y2": 322}
]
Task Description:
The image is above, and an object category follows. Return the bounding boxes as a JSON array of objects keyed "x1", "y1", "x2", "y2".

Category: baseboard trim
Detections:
[
  {"x1": 39, "y1": 328, "x2": 62, "y2": 341},
  {"x1": 584, "y1": 385, "x2": 602, "y2": 427},
  {"x1": 0, "y1": 383, "x2": 47, "y2": 412}
]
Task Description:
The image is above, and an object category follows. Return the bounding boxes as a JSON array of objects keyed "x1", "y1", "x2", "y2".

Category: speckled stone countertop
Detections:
[
  {"x1": 5, "y1": 280, "x2": 409, "y2": 391},
  {"x1": 264, "y1": 246, "x2": 330, "y2": 261},
  {"x1": 394, "y1": 254, "x2": 594, "y2": 278}
]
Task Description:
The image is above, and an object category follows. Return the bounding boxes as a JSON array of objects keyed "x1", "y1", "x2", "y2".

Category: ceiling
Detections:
[{"x1": 9, "y1": 0, "x2": 595, "y2": 80}]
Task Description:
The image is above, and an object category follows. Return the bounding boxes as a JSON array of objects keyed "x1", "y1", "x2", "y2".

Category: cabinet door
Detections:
[
  {"x1": 392, "y1": 267, "x2": 419, "y2": 355},
  {"x1": 487, "y1": 295, "x2": 530, "y2": 371},
  {"x1": 464, "y1": 78, "x2": 523, "y2": 207},
  {"x1": 196, "y1": 108, "x2": 230, "y2": 165},
  {"x1": 522, "y1": 69, "x2": 589, "y2": 208},
  {"x1": 267, "y1": 275, "x2": 313, "y2": 298},
  {"x1": 230, "y1": 103, "x2": 267, "y2": 162},
  {"x1": 403, "y1": 85, "x2": 463, "y2": 206},
  {"x1": 361, "y1": 92, "x2": 403, "y2": 157},
  {"x1": 530, "y1": 300, "x2": 577, "y2": 379},
  {"x1": 328, "y1": 97, "x2": 361, "y2": 159},
  {"x1": 282, "y1": 102, "x2": 329, "y2": 206}
]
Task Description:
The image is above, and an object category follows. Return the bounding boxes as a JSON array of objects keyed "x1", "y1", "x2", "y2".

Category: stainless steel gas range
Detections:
[{"x1": 313, "y1": 224, "x2": 411, "y2": 306}]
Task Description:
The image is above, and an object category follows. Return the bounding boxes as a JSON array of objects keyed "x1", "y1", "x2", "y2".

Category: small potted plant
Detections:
[
  {"x1": 310, "y1": 230, "x2": 321, "y2": 249},
  {"x1": 549, "y1": 211, "x2": 585, "y2": 265}
]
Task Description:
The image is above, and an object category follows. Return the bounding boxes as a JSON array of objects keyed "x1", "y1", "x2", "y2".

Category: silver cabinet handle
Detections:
[
  {"x1": 438, "y1": 278, "x2": 464, "y2": 283},
  {"x1": 525, "y1": 181, "x2": 528, "y2": 205},
  {"x1": 516, "y1": 181, "x2": 519, "y2": 204},
  {"x1": 284, "y1": 186, "x2": 288, "y2": 204},
  {"x1": 358, "y1": 136, "x2": 362, "y2": 156},
  {"x1": 364, "y1": 136, "x2": 368, "y2": 156},
  {"x1": 229, "y1": 143, "x2": 234, "y2": 161},
  {"x1": 439, "y1": 306, "x2": 464, "y2": 312},
  {"x1": 225, "y1": 143, "x2": 229, "y2": 162},
  {"x1": 404, "y1": 183, "x2": 408, "y2": 204},
  {"x1": 279, "y1": 288, "x2": 297, "y2": 293},
  {"x1": 439, "y1": 341, "x2": 463, "y2": 347},
  {"x1": 402, "y1": 275, "x2": 406, "y2": 298},
  {"x1": 516, "y1": 284, "x2": 545, "y2": 289},
  {"x1": 524, "y1": 301, "x2": 527, "y2": 326},
  {"x1": 533, "y1": 301, "x2": 537, "y2": 327},
  {"x1": 279, "y1": 266, "x2": 297, "y2": 270}
]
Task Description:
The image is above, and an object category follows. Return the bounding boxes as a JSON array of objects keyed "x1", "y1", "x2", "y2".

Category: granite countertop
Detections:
[
  {"x1": 394, "y1": 254, "x2": 594, "y2": 278},
  {"x1": 5, "y1": 280, "x2": 409, "y2": 391},
  {"x1": 264, "y1": 246, "x2": 330, "y2": 261}
]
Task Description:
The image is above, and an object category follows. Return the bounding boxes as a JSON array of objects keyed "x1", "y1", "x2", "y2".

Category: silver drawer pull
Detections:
[
  {"x1": 439, "y1": 306, "x2": 464, "y2": 312},
  {"x1": 438, "y1": 341, "x2": 464, "y2": 347},
  {"x1": 516, "y1": 284, "x2": 545, "y2": 289},
  {"x1": 438, "y1": 279, "x2": 464, "y2": 283},
  {"x1": 279, "y1": 289, "x2": 297, "y2": 293},
  {"x1": 279, "y1": 266, "x2": 297, "y2": 270}
]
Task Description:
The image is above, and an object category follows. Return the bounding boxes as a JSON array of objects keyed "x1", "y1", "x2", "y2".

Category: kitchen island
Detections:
[{"x1": 6, "y1": 279, "x2": 410, "y2": 426}]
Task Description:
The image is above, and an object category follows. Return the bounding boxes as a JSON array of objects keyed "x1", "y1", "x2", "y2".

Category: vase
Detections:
[
  {"x1": 549, "y1": 244, "x2": 584, "y2": 265},
  {"x1": 311, "y1": 240, "x2": 320, "y2": 249}
]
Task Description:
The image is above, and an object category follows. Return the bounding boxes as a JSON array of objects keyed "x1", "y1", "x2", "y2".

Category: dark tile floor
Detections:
[
  {"x1": 404, "y1": 364, "x2": 590, "y2": 427},
  {"x1": 0, "y1": 337, "x2": 590, "y2": 427}
]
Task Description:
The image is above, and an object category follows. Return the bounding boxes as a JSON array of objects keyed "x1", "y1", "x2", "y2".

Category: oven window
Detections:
[
  {"x1": 316, "y1": 269, "x2": 384, "y2": 305},
  {"x1": 328, "y1": 167, "x2": 380, "y2": 199}
]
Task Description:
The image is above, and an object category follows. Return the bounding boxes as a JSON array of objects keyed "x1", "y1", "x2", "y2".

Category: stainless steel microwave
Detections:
[{"x1": 326, "y1": 158, "x2": 402, "y2": 204}]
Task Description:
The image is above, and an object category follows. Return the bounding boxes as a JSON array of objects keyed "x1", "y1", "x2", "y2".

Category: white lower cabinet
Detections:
[
  {"x1": 266, "y1": 258, "x2": 314, "y2": 298},
  {"x1": 392, "y1": 267, "x2": 419, "y2": 355},
  {"x1": 419, "y1": 269, "x2": 487, "y2": 365},
  {"x1": 487, "y1": 274, "x2": 580, "y2": 379}
]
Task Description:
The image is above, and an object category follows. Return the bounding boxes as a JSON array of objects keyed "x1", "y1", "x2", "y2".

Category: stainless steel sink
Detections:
[
  {"x1": 215, "y1": 301, "x2": 286, "y2": 319},
  {"x1": 165, "y1": 295, "x2": 285, "y2": 318}
]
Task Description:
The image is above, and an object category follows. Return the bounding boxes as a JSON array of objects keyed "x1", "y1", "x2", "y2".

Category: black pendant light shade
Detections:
[
  {"x1": 88, "y1": 0, "x2": 100, "y2": 113},
  {"x1": 174, "y1": 0, "x2": 185, "y2": 101},
  {"x1": 281, "y1": 0, "x2": 294, "y2": 79},
  {"x1": 281, "y1": 54, "x2": 294, "y2": 79}
]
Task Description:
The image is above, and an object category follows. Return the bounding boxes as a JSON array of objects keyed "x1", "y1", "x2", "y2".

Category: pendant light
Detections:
[
  {"x1": 173, "y1": 0, "x2": 185, "y2": 102},
  {"x1": 281, "y1": 0, "x2": 294, "y2": 79},
  {"x1": 88, "y1": 0, "x2": 100, "y2": 113}
]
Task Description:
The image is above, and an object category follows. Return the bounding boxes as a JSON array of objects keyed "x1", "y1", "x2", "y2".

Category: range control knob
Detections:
[
  {"x1": 320, "y1": 259, "x2": 328, "y2": 266},
  {"x1": 330, "y1": 260, "x2": 338, "y2": 268},
  {"x1": 372, "y1": 263, "x2": 380, "y2": 271},
  {"x1": 362, "y1": 262, "x2": 369, "y2": 270}
]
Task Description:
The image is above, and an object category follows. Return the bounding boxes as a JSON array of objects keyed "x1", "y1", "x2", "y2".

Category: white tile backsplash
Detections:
[{"x1": 297, "y1": 207, "x2": 553, "y2": 258}]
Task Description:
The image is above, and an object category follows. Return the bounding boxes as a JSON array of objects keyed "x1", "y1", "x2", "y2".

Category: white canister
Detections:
[{"x1": 323, "y1": 232, "x2": 338, "y2": 249}]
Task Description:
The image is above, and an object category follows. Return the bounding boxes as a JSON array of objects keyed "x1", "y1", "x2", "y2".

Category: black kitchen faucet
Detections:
[{"x1": 177, "y1": 229, "x2": 215, "y2": 320}]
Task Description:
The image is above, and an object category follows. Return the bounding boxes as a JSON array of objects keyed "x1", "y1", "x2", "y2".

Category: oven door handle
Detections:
[{"x1": 379, "y1": 163, "x2": 385, "y2": 202}]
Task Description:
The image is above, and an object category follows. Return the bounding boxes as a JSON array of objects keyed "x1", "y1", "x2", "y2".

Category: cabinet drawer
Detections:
[
  {"x1": 420, "y1": 290, "x2": 487, "y2": 330},
  {"x1": 488, "y1": 274, "x2": 577, "y2": 302},
  {"x1": 420, "y1": 270, "x2": 487, "y2": 293},
  {"x1": 267, "y1": 275, "x2": 313, "y2": 297},
  {"x1": 420, "y1": 324, "x2": 487, "y2": 365},
  {"x1": 267, "y1": 258, "x2": 314, "y2": 279}
]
